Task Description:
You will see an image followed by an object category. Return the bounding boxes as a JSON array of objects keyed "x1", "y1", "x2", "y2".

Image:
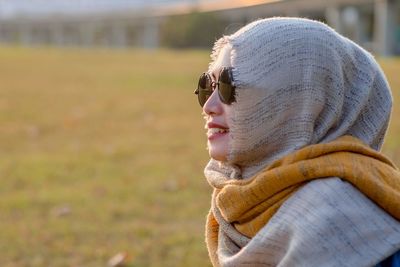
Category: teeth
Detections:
[{"x1": 208, "y1": 128, "x2": 228, "y2": 134}]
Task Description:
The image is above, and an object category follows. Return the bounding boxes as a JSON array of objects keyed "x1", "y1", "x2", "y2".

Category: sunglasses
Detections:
[{"x1": 194, "y1": 67, "x2": 236, "y2": 107}]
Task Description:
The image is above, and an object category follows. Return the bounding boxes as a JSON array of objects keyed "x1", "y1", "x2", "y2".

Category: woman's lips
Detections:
[
  {"x1": 207, "y1": 128, "x2": 229, "y2": 140},
  {"x1": 206, "y1": 122, "x2": 229, "y2": 140}
]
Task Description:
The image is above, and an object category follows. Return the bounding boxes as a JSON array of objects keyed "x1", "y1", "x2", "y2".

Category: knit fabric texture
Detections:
[
  {"x1": 205, "y1": 17, "x2": 392, "y2": 179},
  {"x1": 206, "y1": 136, "x2": 400, "y2": 266},
  {"x1": 203, "y1": 17, "x2": 400, "y2": 267}
]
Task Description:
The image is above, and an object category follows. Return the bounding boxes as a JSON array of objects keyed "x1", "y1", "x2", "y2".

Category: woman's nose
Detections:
[{"x1": 203, "y1": 89, "x2": 223, "y2": 116}]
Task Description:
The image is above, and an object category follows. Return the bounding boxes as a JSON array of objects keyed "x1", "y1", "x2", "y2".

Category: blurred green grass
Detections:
[{"x1": 0, "y1": 46, "x2": 399, "y2": 266}]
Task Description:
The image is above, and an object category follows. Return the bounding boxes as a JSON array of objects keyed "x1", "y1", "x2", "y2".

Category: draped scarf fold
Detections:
[{"x1": 205, "y1": 136, "x2": 400, "y2": 267}]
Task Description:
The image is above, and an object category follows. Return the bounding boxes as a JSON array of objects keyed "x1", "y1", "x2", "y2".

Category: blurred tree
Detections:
[{"x1": 160, "y1": 11, "x2": 228, "y2": 48}]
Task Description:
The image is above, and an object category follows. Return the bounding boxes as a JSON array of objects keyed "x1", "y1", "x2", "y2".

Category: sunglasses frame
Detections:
[{"x1": 194, "y1": 67, "x2": 236, "y2": 107}]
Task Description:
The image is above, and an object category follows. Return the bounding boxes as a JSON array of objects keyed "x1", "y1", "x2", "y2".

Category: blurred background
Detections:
[
  {"x1": 1, "y1": 0, "x2": 400, "y2": 54},
  {"x1": 0, "y1": 0, "x2": 399, "y2": 266}
]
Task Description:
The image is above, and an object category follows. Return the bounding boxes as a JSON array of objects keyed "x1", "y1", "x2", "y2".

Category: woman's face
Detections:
[{"x1": 203, "y1": 45, "x2": 233, "y2": 162}]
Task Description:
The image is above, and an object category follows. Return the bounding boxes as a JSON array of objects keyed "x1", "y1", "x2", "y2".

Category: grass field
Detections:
[{"x1": 0, "y1": 46, "x2": 399, "y2": 267}]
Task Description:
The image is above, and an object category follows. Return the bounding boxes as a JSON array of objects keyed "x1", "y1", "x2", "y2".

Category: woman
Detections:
[{"x1": 195, "y1": 17, "x2": 400, "y2": 267}]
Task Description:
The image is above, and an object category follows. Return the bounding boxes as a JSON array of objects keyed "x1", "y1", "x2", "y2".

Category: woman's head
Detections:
[{"x1": 201, "y1": 17, "x2": 392, "y2": 178}]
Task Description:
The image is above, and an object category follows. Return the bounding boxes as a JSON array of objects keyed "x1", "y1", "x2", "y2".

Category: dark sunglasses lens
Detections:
[
  {"x1": 197, "y1": 74, "x2": 212, "y2": 107},
  {"x1": 198, "y1": 73, "x2": 208, "y2": 89},
  {"x1": 198, "y1": 89, "x2": 211, "y2": 107},
  {"x1": 218, "y1": 83, "x2": 233, "y2": 104},
  {"x1": 218, "y1": 69, "x2": 235, "y2": 104}
]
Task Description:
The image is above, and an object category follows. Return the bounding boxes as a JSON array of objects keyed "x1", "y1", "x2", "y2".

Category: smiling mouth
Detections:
[
  {"x1": 208, "y1": 128, "x2": 229, "y2": 134},
  {"x1": 207, "y1": 127, "x2": 229, "y2": 140}
]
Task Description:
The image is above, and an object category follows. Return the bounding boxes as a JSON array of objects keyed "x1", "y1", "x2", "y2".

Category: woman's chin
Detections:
[
  {"x1": 208, "y1": 145, "x2": 228, "y2": 162},
  {"x1": 207, "y1": 131, "x2": 229, "y2": 162}
]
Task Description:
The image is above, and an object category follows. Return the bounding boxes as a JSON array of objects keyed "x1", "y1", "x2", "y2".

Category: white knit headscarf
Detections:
[
  {"x1": 205, "y1": 17, "x2": 392, "y2": 179},
  {"x1": 204, "y1": 18, "x2": 400, "y2": 267}
]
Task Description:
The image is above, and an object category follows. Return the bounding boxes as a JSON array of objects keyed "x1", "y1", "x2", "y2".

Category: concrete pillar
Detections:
[
  {"x1": 358, "y1": 7, "x2": 374, "y2": 50},
  {"x1": 18, "y1": 23, "x2": 33, "y2": 45},
  {"x1": 111, "y1": 21, "x2": 127, "y2": 48},
  {"x1": 142, "y1": 17, "x2": 159, "y2": 49},
  {"x1": 50, "y1": 24, "x2": 65, "y2": 46},
  {"x1": 2, "y1": 24, "x2": 24, "y2": 44},
  {"x1": 0, "y1": 24, "x2": 6, "y2": 43},
  {"x1": 325, "y1": 5, "x2": 342, "y2": 33},
  {"x1": 0, "y1": 23, "x2": 7, "y2": 43},
  {"x1": 79, "y1": 22, "x2": 96, "y2": 47},
  {"x1": 94, "y1": 23, "x2": 108, "y2": 47},
  {"x1": 342, "y1": 6, "x2": 361, "y2": 44},
  {"x1": 374, "y1": 0, "x2": 396, "y2": 56}
]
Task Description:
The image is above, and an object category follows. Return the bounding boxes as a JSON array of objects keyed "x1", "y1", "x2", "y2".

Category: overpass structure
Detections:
[{"x1": 0, "y1": 0, "x2": 398, "y2": 55}]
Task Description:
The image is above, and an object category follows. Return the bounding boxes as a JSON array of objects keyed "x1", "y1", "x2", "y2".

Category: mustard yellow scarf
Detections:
[{"x1": 206, "y1": 136, "x2": 400, "y2": 266}]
